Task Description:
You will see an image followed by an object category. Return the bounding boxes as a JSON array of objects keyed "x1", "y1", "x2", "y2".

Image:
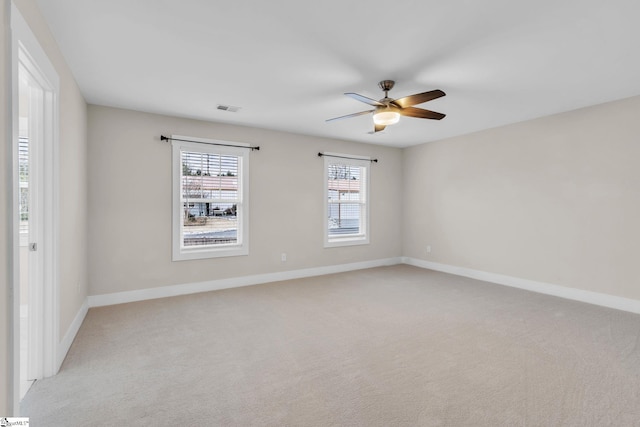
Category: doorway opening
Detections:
[{"x1": 11, "y1": 3, "x2": 60, "y2": 412}]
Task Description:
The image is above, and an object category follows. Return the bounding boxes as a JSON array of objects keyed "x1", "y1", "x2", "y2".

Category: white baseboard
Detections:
[
  {"x1": 56, "y1": 298, "x2": 88, "y2": 372},
  {"x1": 88, "y1": 257, "x2": 402, "y2": 308},
  {"x1": 403, "y1": 257, "x2": 640, "y2": 314},
  {"x1": 87, "y1": 255, "x2": 640, "y2": 314}
]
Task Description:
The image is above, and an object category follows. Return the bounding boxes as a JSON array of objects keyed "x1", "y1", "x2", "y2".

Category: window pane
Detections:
[
  {"x1": 183, "y1": 203, "x2": 238, "y2": 246},
  {"x1": 328, "y1": 203, "x2": 361, "y2": 236},
  {"x1": 181, "y1": 150, "x2": 240, "y2": 248},
  {"x1": 327, "y1": 164, "x2": 363, "y2": 202},
  {"x1": 324, "y1": 156, "x2": 369, "y2": 247},
  {"x1": 19, "y1": 136, "x2": 29, "y2": 234},
  {"x1": 326, "y1": 161, "x2": 368, "y2": 239}
]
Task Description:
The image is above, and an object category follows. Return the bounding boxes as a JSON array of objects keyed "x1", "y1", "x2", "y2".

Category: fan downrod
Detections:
[
  {"x1": 378, "y1": 80, "x2": 395, "y2": 97},
  {"x1": 378, "y1": 80, "x2": 395, "y2": 92}
]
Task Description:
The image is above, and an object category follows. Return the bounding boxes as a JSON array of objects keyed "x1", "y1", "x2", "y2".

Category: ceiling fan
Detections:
[{"x1": 326, "y1": 80, "x2": 446, "y2": 133}]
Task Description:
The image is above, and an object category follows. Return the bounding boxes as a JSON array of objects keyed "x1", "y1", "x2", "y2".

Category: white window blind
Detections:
[
  {"x1": 172, "y1": 137, "x2": 249, "y2": 260},
  {"x1": 324, "y1": 154, "x2": 370, "y2": 247},
  {"x1": 19, "y1": 136, "x2": 29, "y2": 237}
]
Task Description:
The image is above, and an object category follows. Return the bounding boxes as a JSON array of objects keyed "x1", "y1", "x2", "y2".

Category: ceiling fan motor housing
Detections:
[{"x1": 378, "y1": 80, "x2": 395, "y2": 92}]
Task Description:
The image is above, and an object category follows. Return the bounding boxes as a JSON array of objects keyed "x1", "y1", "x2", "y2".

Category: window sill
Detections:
[
  {"x1": 324, "y1": 237, "x2": 369, "y2": 248},
  {"x1": 172, "y1": 245, "x2": 248, "y2": 261}
]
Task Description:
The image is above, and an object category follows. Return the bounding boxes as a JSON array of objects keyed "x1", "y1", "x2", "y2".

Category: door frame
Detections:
[{"x1": 10, "y1": 2, "x2": 60, "y2": 414}]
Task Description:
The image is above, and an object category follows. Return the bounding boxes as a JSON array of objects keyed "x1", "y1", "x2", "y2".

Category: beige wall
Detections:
[
  {"x1": 12, "y1": 0, "x2": 88, "y2": 340},
  {"x1": 1, "y1": 0, "x2": 88, "y2": 413},
  {"x1": 87, "y1": 105, "x2": 403, "y2": 296},
  {"x1": 13, "y1": 0, "x2": 89, "y2": 340},
  {"x1": 403, "y1": 95, "x2": 640, "y2": 301},
  {"x1": 1, "y1": 0, "x2": 10, "y2": 415}
]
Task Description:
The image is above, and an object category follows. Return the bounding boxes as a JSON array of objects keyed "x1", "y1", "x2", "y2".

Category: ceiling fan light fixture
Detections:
[{"x1": 373, "y1": 108, "x2": 400, "y2": 126}]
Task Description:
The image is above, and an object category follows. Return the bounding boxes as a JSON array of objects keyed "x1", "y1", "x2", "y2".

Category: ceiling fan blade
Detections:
[
  {"x1": 374, "y1": 123, "x2": 386, "y2": 133},
  {"x1": 345, "y1": 92, "x2": 384, "y2": 107},
  {"x1": 400, "y1": 107, "x2": 446, "y2": 120},
  {"x1": 326, "y1": 110, "x2": 374, "y2": 122},
  {"x1": 392, "y1": 89, "x2": 445, "y2": 108}
]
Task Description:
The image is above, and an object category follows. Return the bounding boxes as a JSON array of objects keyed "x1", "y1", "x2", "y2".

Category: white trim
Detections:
[
  {"x1": 403, "y1": 257, "x2": 640, "y2": 314},
  {"x1": 89, "y1": 257, "x2": 402, "y2": 307},
  {"x1": 9, "y1": 1, "x2": 19, "y2": 414},
  {"x1": 11, "y1": 8, "x2": 59, "y2": 92},
  {"x1": 86, "y1": 255, "x2": 640, "y2": 321},
  {"x1": 56, "y1": 298, "x2": 88, "y2": 372}
]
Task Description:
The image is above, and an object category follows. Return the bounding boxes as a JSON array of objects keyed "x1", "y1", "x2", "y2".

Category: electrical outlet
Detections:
[
  {"x1": 281, "y1": 253, "x2": 287, "y2": 262},
  {"x1": 426, "y1": 245, "x2": 431, "y2": 253}
]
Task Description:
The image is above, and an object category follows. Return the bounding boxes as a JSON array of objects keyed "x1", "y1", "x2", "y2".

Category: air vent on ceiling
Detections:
[{"x1": 216, "y1": 104, "x2": 241, "y2": 112}]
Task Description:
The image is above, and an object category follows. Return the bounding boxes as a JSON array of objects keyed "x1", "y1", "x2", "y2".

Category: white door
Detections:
[{"x1": 18, "y1": 62, "x2": 45, "y2": 398}]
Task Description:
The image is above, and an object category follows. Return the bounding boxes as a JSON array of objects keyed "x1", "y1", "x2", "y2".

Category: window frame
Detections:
[
  {"x1": 323, "y1": 152, "x2": 370, "y2": 248},
  {"x1": 172, "y1": 136, "x2": 249, "y2": 261}
]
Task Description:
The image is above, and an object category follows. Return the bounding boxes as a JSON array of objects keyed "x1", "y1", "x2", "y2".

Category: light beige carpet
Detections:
[{"x1": 21, "y1": 265, "x2": 640, "y2": 426}]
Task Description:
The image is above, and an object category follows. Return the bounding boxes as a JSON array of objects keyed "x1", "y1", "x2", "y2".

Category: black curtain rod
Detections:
[
  {"x1": 161, "y1": 135, "x2": 260, "y2": 151},
  {"x1": 318, "y1": 152, "x2": 378, "y2": 163}
]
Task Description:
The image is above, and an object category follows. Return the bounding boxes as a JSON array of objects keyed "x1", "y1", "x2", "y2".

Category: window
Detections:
[
  {"x1": 172, "y1": 136, "x2": 249, "y2": 260},
  {"x1": 324, "y1": 153, "x2": 370, "y2": 247}
]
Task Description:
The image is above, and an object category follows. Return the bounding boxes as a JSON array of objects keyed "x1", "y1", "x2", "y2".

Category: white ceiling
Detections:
[{"x1": 35, "y1": 0, "x2": 640, "y2": 147}]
